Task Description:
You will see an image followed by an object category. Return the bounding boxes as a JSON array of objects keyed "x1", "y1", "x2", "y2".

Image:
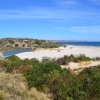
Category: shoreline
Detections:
[
  {"x1": 2, "y1": 48, "x2": 33, "y2": 58},
  {"x1": 59, "y1": 42, "x2": 100, "y2": 47},
  {"x1": 1, "y1": 45, "x2": 100, "y2": 59},
  {"x1": 66, "y1": 44, "x2": 100, "y2": 48},
  {"x1": 0, "y1": 51, "x2": 4, "y2": 59},
  {"x1": 16, "y1": 45, "x2": 100, "y2": 60}
]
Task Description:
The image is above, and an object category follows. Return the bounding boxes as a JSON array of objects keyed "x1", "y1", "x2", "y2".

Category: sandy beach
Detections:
[
  {"x1": 16, "y1": 45, "x2": 100, "y2": 60},
  {"x1": 0, "y1": 52, "x2": 4, "y2": 59}
]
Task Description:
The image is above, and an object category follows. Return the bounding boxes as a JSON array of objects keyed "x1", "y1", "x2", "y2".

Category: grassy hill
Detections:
[{"x1": 0, "y1": 38, "x2": 63, "y2": 51}]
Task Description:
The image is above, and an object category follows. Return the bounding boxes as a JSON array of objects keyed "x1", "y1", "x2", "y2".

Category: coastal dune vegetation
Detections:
[
  {"x1": 0, "y1": 38, "x2": 100, "y2": 100},
  {"x1": 0, "y1": 55, "x2": 100, "y2": 100}
]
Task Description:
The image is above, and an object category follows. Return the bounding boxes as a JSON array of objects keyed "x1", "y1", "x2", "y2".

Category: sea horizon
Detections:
[{"x1": 57, "y1": 42, "x2": 100, "y2": 47}]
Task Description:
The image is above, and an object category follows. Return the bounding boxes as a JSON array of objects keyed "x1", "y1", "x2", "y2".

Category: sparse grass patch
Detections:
[
  {"x1": 0, "y1": 72, "x2": 51, "y2": 100},
  {"x1": 23, "y1": 88, "x2": 51, "y2": 100},
  {"x1": 0, "y1": 72, "x2": 28, "y2": 99}
]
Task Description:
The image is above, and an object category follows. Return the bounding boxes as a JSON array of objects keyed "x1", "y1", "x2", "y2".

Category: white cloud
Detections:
[
  {"x1": 56, "y1": 26, "x2": 100, "y2": 34},
  {"x1": 0, "y1": 7, "x2": 99, "y2": 20},
  {"x1": 71, "y1": 26, "x2": 100, "y2": 34}
]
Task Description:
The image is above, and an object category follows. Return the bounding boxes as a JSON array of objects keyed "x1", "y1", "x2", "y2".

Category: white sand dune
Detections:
[
  {"x1": 0, "y1": 52, "x2": 4, "y2": 58},
  {"x1": 16, "y1": 45, "x2": 100, "y2": 60}
]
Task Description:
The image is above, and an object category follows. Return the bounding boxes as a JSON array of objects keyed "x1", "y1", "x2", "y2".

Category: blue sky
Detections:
[{"x1": 0, "y1": 0, "x2": 100, "y2": 41}]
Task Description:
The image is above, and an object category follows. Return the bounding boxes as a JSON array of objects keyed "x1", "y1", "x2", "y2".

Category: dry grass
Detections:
[
  {"x1": 24, "y1": 88, "x2": 52, "y2": 100},
  {"x1": 0, "y1": 72, "x2": 51, "y2": 100}
]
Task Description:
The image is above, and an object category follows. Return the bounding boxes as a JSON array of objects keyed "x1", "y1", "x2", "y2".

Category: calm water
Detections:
[
  {"x1": 3, "y1": 48, "x2": 32, "y2": 57},
  {"x1": 58, "y1": 42, "x2": 100, "y2": 47}
]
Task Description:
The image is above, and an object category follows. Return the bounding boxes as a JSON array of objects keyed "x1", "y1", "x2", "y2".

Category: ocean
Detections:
[{"x1": 58, "y1": 42, "x2": 100, "y2": 47}]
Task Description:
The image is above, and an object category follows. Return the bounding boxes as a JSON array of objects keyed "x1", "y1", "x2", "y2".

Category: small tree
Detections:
[
  {"x1": 15, "y1": 44, "x2": 19, "y2": 47},
  {"x1": 8, "y1": 40, "x2": 15, "y2": 44}
]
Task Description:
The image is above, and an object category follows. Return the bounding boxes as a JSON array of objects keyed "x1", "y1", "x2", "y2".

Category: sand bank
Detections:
[
  {"x1": 61, "y1": 60, "x2": 100, "y2": 70},
  {"x1": 16, "y1": 45, "x2": 100, "y2": 60}
]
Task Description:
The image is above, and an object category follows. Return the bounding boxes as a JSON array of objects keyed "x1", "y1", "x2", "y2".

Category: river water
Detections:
[{"x1": 2, "y1": 48, "x2": 33, "y2": 57}]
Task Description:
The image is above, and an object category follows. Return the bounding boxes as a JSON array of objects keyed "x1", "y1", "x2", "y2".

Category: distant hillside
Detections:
[
  {"x1": 50, "y1": 40, "x2": 88, "y2": 42},
  {"x1": 0, "y1": 38, "x2": 63, "y2": 51}
]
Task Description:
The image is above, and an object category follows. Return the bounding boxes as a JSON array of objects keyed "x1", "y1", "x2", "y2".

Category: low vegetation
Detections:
[
  {"x1": 0, "y1": 72, "x2": 51, "y2": 100},
  {"x1": 0, "y1": 55, "x2": 100, "y2": 100},
  {"x1": 24, "y1": 62, "x2": 100, "y2": 100},
  {"x1": 42, "y1": 54, "x2": 91, "y2": 65}
]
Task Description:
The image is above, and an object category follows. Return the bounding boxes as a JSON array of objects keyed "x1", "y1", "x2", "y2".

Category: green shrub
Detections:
[
  {"x1": 6, "y1": 55, "x2": 21, "y2": 61},
  {"x1": 15, "y1": 44, "x2": 19, "y2": 47},
  {"x1": 24, "y1": 62, "x2": 61, "y2": 90},
  {"x1": 5, "y1": 61, "x2": 20, "y2": 73},
  {"x1": 8, "y1": 40, "x2": 15, "y2": 44},
  {"x1": 24, "y1": 60, "x2": 100, "y2": 100},
  {"x1": 42, "y1": 57, "x2": 51, "y2": 63},
  {"x1": 79, "y1": 65, "x2": 100, "y2": 99},
  {"x1": 56, "y1": 54, "x2": 91, "y2": 65},
  {"x1": 34, "y1": 39, "x2": 41, "y2": 44},
  {"x1": 76, "y1": 54, "x2": 91, "y2": 62},
  {"x1": 0, "y1": 41, "x2": 3, "y2": 44},
  {"x1": 0, "y1": 60, "x2": 8, "y2": 68}
]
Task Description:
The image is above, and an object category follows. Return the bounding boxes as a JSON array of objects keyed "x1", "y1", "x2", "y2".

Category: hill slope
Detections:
[{"x1": 0, "y1": 38, "x2": 63, "y2": 51}]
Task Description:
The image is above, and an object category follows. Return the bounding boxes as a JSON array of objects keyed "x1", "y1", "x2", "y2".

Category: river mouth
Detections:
[{"x1": 2, "y1": 48, "x2": 33, "y2": 58}]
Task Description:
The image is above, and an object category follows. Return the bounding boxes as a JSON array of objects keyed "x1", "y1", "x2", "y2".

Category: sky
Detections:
[{"x1": 0, "y1": 0, "x2": 100, "y2": 41}]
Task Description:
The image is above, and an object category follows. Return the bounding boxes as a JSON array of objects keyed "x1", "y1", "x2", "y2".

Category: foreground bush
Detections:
[
  {"x1": 0, "y1": 55, "x2": 99, "y2": 100},
  {"x1": 24, "y1": 62, "x2": 61, "y2": 90},
  {"x1": 6, "y1": 55, "x2": 21, "y2": 61},
  {"x1": 79, "y1": 65, "x2": 100, "y2": 100},
  {"x1": 24, "y1": 61, "x2": 100, "y2": 100},
  {"x1": 3, "y1": 56, "x2": 40, "y2": 73},
  {"x1": 24, "y1": 61, "x2": 85, "y2": 100}
]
